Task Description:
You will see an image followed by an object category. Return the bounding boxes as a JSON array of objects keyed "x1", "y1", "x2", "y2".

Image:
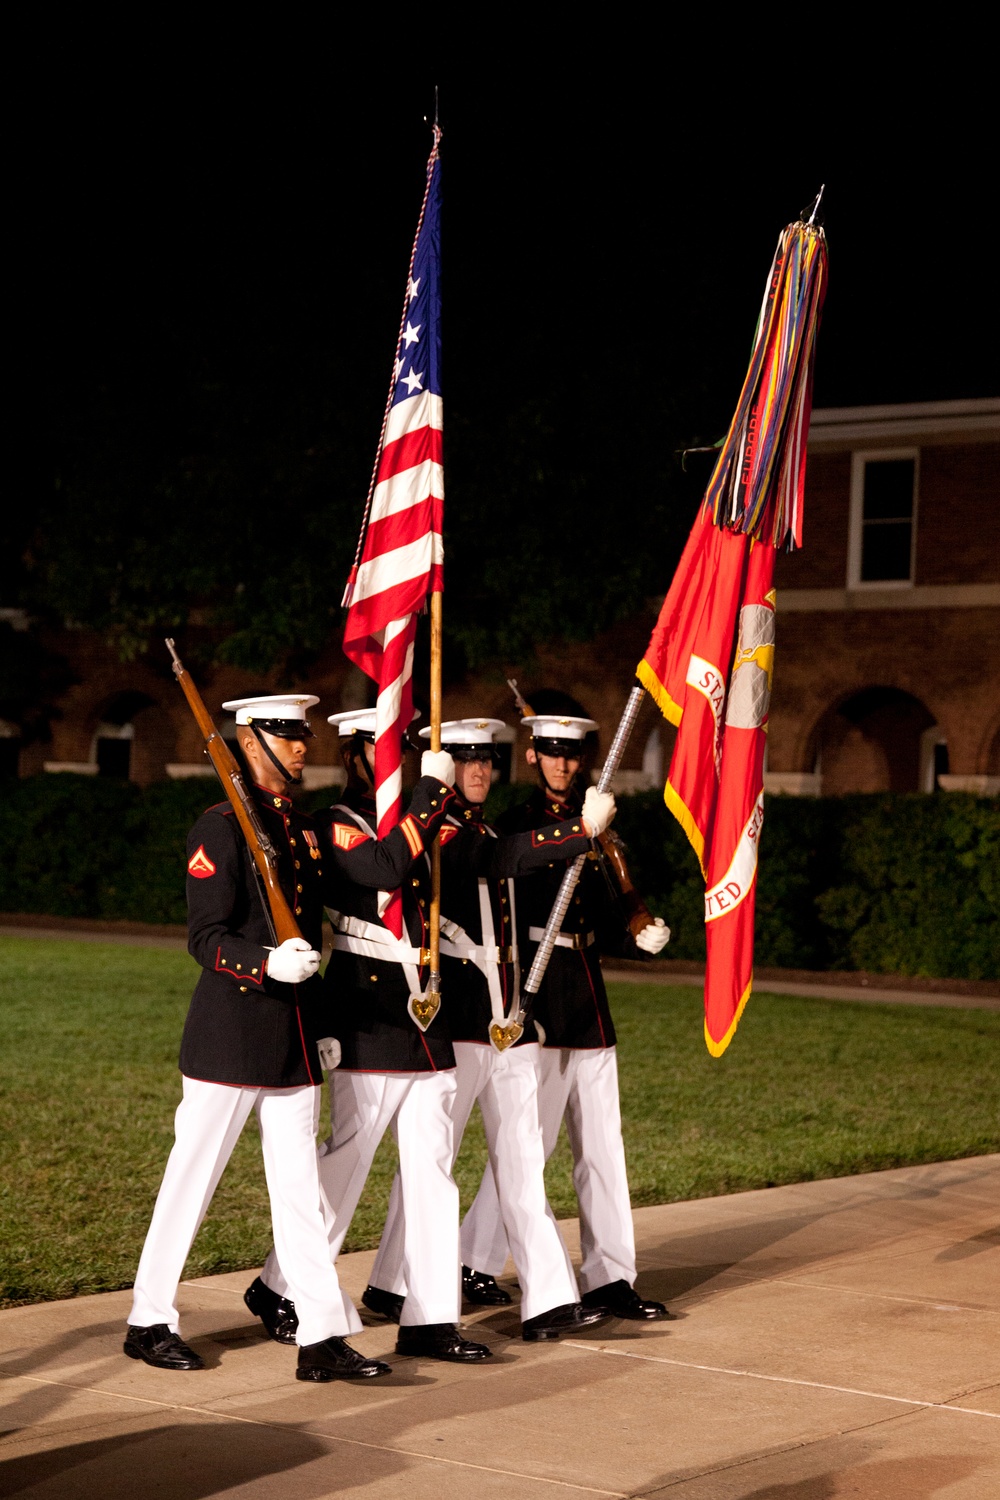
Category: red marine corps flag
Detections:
[
  {"x1": 342, "y1": 127, "x2": 443, "y2": 938},
  {"x1": 638, "y1": 203, "x2": 829, "y2": 1055}
]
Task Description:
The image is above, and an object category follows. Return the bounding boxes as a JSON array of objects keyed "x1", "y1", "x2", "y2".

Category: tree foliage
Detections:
[
  {"x1": 32, "y1": 321, "x2": 710, "y2": 687},
  {"x1": 3, "y1": 779, "x2": 996, "y2": 980}
]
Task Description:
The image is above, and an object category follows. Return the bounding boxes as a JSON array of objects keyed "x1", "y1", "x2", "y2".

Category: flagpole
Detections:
[
  {"x1": 425, "y1": 101, "x2": 444, "y2": 1016},
  {"x1": 427, "y1": 588, "x2": 443, "y2": 1009}
]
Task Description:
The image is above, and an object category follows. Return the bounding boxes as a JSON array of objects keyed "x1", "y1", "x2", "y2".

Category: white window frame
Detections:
[{"x1": 847, "y1": 447, "x2": 919, "y2": 589}]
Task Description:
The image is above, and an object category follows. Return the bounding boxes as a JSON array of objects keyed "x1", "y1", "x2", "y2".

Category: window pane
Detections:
[
  {"x1": 863, "y1": 459, "x2": 914, "y2": 520},
  {"x1": 97, "y1": 738, "x2": 131, "y2": 778},
  {"x1": 0, "y1": 739, "x2": 20, "y2": 778},
  {"x1": 861, "y1": 520, "x2": 912, "y2": 581},
  {"x1": 934, "y1": 742, "x2": 950, "y2": 783}
]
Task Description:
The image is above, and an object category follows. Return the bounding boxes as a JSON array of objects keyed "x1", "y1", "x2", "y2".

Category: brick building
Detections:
[
  {"x1": 5, "y1": 398, "x2": 998, "y2": 798},
  {"x1": 766, "y1": 398, "x2": 999, "y2": 797}
]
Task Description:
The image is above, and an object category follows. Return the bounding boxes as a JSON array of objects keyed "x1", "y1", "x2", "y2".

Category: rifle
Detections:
[
  {"x1": 166, "y1": 638, "x2": 304, "y2": 946},
  {"x1": 508, "y1": 678, "x2": 656, "y2": 939}
]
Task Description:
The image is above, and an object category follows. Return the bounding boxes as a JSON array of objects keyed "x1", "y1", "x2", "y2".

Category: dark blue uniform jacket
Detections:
[
  {"x1": 180, "y1": 785, "x2": 327, "y2": 1088},
  {"x1": 495, "y1": 786, "x2": 649, "y2": 1049}
]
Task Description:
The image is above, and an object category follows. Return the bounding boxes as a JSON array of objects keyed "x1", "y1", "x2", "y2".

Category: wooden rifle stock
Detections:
[
  {"x1": 165, "y1": 639, "x2": 304, "y2": 945},
  {"x1": 597, "y1": 829, "x2": 656, "y2": 939},
  {"x1": 507, "y1": 678, "x2": 655, "y2": 939}
]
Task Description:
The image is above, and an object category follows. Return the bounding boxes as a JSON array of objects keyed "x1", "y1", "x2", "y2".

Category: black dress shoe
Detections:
[
  {"x1": 123, "y1": 1324, "x2": 205, "y2": 1370},
  {"x1": 296, "y1": 1336, "x2": 391, "y2": 1382},
  {"x1": 462, "y1": 1265, "x2": 512, "y2": 1306},
  {"x1": 244, "y1": 1277, "x2": 299, "y2": 1344},
  {"x1": 581, "y1": 1279, "x2": 676, "y2": 1321},
  {"x1": 362, "y1": 1283, "x2": 405, "y2": 1323},
  {"x1": 395, "y1": 1323, "x2": 493, "y2": 1362},
  {"x1": 521, "y1": 1302, "x2": 608, "y2": 1342}
]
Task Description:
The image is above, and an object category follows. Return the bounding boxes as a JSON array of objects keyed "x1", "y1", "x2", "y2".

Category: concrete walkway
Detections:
[{"x1": 2, "y1": 1156, "x2": 998, "y2": 1498}]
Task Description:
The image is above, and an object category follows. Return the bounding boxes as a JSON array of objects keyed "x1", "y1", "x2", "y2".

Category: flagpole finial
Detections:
[
  {"x1": 802, "y1": 184, "x2": 825, "y2": 226},
  {"x1": 425, "y1": 86, "x2": 441, "y2": 145}
]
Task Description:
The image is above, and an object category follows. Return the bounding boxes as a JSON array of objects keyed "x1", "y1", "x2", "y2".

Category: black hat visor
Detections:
[
  {"x1": 532, "y1": 736, "x2": 585, "y2": 758},
  {"x1": 247, "y1": 717, "x2": 314, "y2": 740},
  {"x1": 450, "y1": 742, "x2": 501, "y2": 763}
]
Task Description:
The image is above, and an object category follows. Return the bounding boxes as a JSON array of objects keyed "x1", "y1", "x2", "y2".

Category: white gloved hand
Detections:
[
  {"x1": 421, "y1": 749, "x2": 456, "y2": 787},
  {"x1": 581, "y1": 786, "x2": 616, "y2": 837},
  {"x1": 635, "y1": 917, "x2": 671, "y2": 955},
  {"x1": 316, "y1": 1036, "x2": 342, "y2": 1072},
  {"x1": 265, "y1": 937, "x2": 321, "y2": 984}
]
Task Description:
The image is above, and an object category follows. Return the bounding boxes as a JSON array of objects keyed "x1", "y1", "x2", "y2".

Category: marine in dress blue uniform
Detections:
[
  {"x1": 126, "y1": 693, "x2": 391, "y2": 1382},
  {"x1": 366, "y1": 717, "x2": 618, "y2": 1341},
  {"x1": 258, "y1": 709, "x2": 494, "y2": 1364},
  {"x1": 460, "y1": 699, "x2": 674, "y2": 1322}
]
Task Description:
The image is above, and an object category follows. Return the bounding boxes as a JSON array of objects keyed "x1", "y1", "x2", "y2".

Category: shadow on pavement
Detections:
[
  {"x1": 737, "y1": 1453, "x2": 981, "y2": 1500},
  {"x1": 934, "y1": 1224, "x2": 1000, "y2": 1261},
  {"x1": 0, "y1": 1420, "x2": 365, "y2": 1499}
]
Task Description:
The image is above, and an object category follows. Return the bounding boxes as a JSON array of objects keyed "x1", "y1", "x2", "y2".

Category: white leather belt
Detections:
[
  {"x1": 443, "y1": 942, "x2": 515, "y2": 964},
  {"x1": 331, "y1": 933, "x2": 427, "y2": 964},
  {"x1": 327, "y1": 910, "x2": 514, "y2": 968},
  {"x1": 528, "y1": 927, "x2": 595, "y2": 950},
  {"x1": 327, "y1": 909, "x2": 428, "y2": 966}
]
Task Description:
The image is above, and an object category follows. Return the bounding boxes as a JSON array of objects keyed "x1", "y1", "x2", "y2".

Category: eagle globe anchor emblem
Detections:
[{"x1": 725, "y1": 600, "x2": 775, "y2": 731}]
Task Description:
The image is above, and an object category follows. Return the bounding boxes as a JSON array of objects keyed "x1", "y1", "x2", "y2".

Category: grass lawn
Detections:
[{"x1": 2, "y1": 935, "x2": 998, "y2": 1308}]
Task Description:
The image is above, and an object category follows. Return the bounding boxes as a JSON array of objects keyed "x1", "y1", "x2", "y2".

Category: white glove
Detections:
[
  {"x1": 581, "y1": 786, "x2": 616, "y2": 837},
  {"x1": 635, "y1": 917, "x2": 671, "y2": 955},
  {"x1": 316, "y1": 1036, "x2": 342, "y2": 1071},
  {"x1": 265, "y1": 937, "x2": 321, "y2": 984},
  {"x1": 421, "y1": 749, "x2": 456, "y2": 787}
]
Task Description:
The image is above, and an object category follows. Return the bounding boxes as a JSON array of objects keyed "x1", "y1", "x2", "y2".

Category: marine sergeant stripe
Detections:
[{"x1": 399, "y1": 815, "x2": 423, "y2": 858}]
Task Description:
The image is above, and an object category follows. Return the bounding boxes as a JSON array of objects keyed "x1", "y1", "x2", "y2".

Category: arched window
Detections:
[
  {"x1": 0, "y1": 718, "x2": 20, "y2": 779},
  {"x1": 89, "y1": 691, "x2": 156, "y2": 779},
  {"x1": 817, "y1": 687, "x2": 942, "y2": 795}
]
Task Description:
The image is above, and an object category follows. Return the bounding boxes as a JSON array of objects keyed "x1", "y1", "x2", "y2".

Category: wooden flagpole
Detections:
[
  {"x1": 427, "y1": 589, "x2": 443, "y2": 1011},
  {"x1": 425, "y1": 91, "x2": 444, "y2": 1017}
]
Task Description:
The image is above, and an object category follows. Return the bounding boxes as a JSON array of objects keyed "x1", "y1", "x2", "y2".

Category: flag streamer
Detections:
[
  {"x1": 706, "y1": 220, "x2": 828, "y2": 550},
  {"x1": 640, "y1": 215, "x2": 828, "y2": 1055}
]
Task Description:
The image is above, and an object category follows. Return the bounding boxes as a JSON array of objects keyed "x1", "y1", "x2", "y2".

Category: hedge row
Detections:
[{"x1": 1, "y1": 775, "x2": 997, "y2": 979}]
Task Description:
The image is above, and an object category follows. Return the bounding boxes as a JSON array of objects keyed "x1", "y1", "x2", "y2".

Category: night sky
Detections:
[
  {"x1": 30, "y1": 71, "x2": 995, "y2": 657},
  {"x1": 46, "y1": 78, "x2": 995, "y2": 445}
]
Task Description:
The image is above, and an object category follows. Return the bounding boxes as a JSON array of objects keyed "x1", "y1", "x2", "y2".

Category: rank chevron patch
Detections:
[
  {"x1": 333, "y1": 822, "x2": 369, "y2": 851},
  {"x1": 187, "y1": 845, "x2": 216, "y2": 878}
]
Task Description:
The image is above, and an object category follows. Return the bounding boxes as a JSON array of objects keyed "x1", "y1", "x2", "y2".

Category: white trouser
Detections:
[
  {"x1": 129, "y1": 1076, "x2": 359, "y2": 1346},
  {"x1": 372, "y1": 1042, "x2": 578, "y2": 1322},
  {"x1": 264, "y1": 1068, "x2": 460, "y2": 1328},
  {"x1": 461, "y1": 1046, "x2": 636, "y2": 1295}
]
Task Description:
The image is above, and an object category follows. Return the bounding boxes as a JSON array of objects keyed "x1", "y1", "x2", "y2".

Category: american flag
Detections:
[{"x1": 342, "y1": 128, "x2": 443, "y2": 936}]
